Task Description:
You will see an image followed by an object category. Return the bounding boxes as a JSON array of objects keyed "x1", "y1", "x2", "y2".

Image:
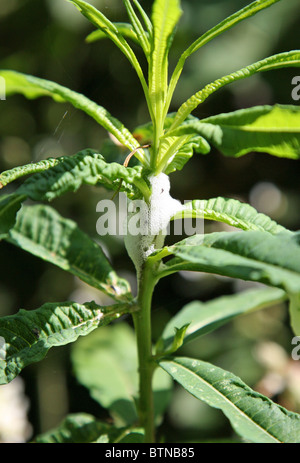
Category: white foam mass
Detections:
[{"x1": 124, "y1": 173, "x2": 182, "y2": 272}]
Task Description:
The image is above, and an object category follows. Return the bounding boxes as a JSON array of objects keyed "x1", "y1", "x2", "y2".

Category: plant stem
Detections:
[{"x1": 132, "y1": 261, "x2": 157, "y2": 443}]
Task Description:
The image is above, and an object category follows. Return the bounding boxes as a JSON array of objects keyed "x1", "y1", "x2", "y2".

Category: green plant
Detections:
[{"x1": 0, "y1": 0, "x2": 300, "y2": 443}]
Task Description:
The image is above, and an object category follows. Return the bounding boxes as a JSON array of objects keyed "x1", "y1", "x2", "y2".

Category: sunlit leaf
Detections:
[
  {"x1": 172, "y1": 196, "x2": 289, "y2": 233},
  {"x1": 167, "y1": 0, "x2": 283, "y2": 109},
  {"x1": 168, "y1": 105, "x2": 300, "y2": 159},
  {"x1": 160, "y1": 357, "x2": 300, "y2": 443},
  {"x1": 169, "y1": 51, "x2": 300, "y2": 130},
  {"x1": 159, "y1": 230, "x2": 300, "y2": 294},
  {"x1": 0, "y1": 301, "x2": 129, "y2": 384},
  {"x1": 0, "y1": 70, "x2": 141, "y2": 156}
]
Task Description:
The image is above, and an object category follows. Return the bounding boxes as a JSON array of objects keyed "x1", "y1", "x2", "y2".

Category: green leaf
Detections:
[
  {"x1": 156, "y1": 323, "x2": 190, "y2": 356},
  {"x1": 158, "y1": 134, "x2": 211, "y2": 174},
  {"x1": 170, "y1": 105, "x2": 300, "y2": 159},
  {"x1": 160, "y1": 230, "x2": 300, "y2": 294},
  {"x1": 149, "y1": 0, "x2": 182, "y2": 138},
  {"x1": 34, "y1": 413, "x2": 145, "y2": 443},
  {"x1": 7, "y1": 204, "x2": 132, "y2": 301},
  {"x1": 71, "y1": 323, "x2": 172, "y2": 426},
  {"x1": 86, "y1": 22, "x2": 140, "y2": 46},
  {"x1": 34, "y1": 413, "x2": 112, "y2": 443},
  {"x1": 0, "y1": 158, "x2": 61, "y2": 188},
  {"x1": 67, "y1": 0, "x2": 136, "y2": 62},
  {"x1": 289, "y1": 293, "x2": 300, "y2": 336},
  {"x1": 167, "y1": 0, "x2": 282, "y2": 109},
  {"x1": 132, "y1": 0, "x2": 153, "y2": 39},
  {"x1": 0, "y1": 70, "x2": 141, "y2": 156},
  {"x1": 159, "y1": 288, "x2": 286, "y2": 354},
  {"x1": 0, "y1": 194, "x2": 25, "y2": 239},
  {"x1": 169, "y1": 51, "x2": 300, "y2": 130},
  {"x1": 159, "y1": 357, "x2": 300, "y2": 443},
  {"x1": 123, "y1": 0, "x2": 150, "y2": 56},
  {"x1": 172, "y1": 196, "x2": 289, "y2": 233},
  {"x1": 133, "y1": 115, "x2": 210, "y2": 174},
  {"x1": 0, "y1": 149, "x2": 150, "y2": 200},
  {"x1": 66, "y1": 0, "x2": 151, "y2": 118},
  {"x1": 3, "y1": 149, "x2": 149, "y2": 201},
  {"x1": 0, "y1": 300, "x2": 128, "y2": 384}
]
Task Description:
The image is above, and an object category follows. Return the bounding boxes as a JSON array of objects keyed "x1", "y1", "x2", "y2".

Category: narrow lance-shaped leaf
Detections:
[
  {"x1": 158, "y1": 287, "x2": 286, "y2": 354},
  {"x1": 171, "y1": 196, "x2": 290, "y2": 234},
  {"x1": 0, "y1": 70, "x2": 142, "y2": 158},
  {"x1": 7, "y1": 204, "x2": 132, "y2": 301},
  {"x1": 132, "y1": 0, "x2": 153, "y2": 39},
  {"x1": 166, "y1": 0, "x2": 282, "y2": 111},
  {"x1": 149, "y1": 0, "x2": 182, "y2": 151},
  {"x1": 0, "y1": 158, "x2": 61, "y2": 188},
  {"x1": 123, "y1": 0, "x2": 150, "y2": 56},
  {"x1": 0, "y1": 149, "x2": 150, "y2": 201},
  {"x1": 160, "y1": 357, "x2": 300, "y2": 443},
  {"x1": 168, "y1": 51, "x2": 300, "y2": 131},
  {"x1": 86, "y1": 22, "x2": 140, "y2": 46},
  {"x1": 168, "y1": 105, "x2": 300, "y2": 159},
  {"x1": 0, "y1": 300, "x2": 131, "y2": 385},
  {"x1": 66, "y1": 0, "x2": 152, "y2": 121},
  {"x1": 158, "y1": 230, "x2": 300, "y2": 294},
  {"x1": 67, "y1": 0, "x2": 139, "y2": 67}
]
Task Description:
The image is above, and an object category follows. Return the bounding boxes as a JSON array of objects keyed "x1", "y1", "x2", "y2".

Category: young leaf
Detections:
[
  {"x1": 0, "y1": 193, "x2": 25, "y2": 239},
  {"x1": 159, "y1": 287, "x2": 286, "y2": 354},
  {"x1": 7, "y1": 204, "x2": 132, "y2": 301},
  {"x1": 158, "y1": 133, "x2": 210, "y2": 174},
  {"x1": 0, "y1": 149, "x2": 150, "y2": 201},
  {"x1": 123, "y1": 0, "x2": 150, "y2": 56},
  {"x1": 66, "y1": 0, "x2": 151, "y2": 117},
  {"x1": 156, "y1": 323, "x2": 190, "y2": 356},
  {"x1": 159, "y1": 230, "x2": 300, "y2": 294},
  {"x1": 133, "y1": 114, "x2": 210, "y2": 174},
  {"x1": 132, "y1": 0, "x2": 153, "y2": 39},
  {"x1": 71, "y1": 323, "x2": 172, "y2": 426},
  {"x1": 169, "y1": 105, "x2": 300, "y2": 159},
  {"x1": 149, "y1": 0, "x2": 182, "y2": 155},
  {"x1": 172, "y1": 196, "x2": 289, "y2": 234},
  {"x1": 86, "y1": 22, "x2": 140, "y2": 46},
  {"x1": 159, "y1": 357, "x2": 300, "y2": 443},
  {"x1": 166, "y1": 0, "x2": 282, "y2": 109},
  {"x1": 34, "y1": 413, "x2": 112, "y2": 443},
  {"x1": 0, "y1": 70, "x2": 141, "y2": 156},
  {"x1": 0, "y1": 300, "x2": 129, "y2": 385},
  {"x1": 169, "y1": 51, "x2": 300, "y2": 131}
]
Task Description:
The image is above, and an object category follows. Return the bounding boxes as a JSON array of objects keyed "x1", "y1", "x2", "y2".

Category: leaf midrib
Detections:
[{"x1": 163, "y1": 359, "x2": 281, "y2": 443}]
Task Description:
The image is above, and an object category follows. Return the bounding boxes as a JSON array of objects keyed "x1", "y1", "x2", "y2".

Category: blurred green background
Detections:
[{"x1": 0, "y1": 0, "x2": 300, "y2": 443}]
